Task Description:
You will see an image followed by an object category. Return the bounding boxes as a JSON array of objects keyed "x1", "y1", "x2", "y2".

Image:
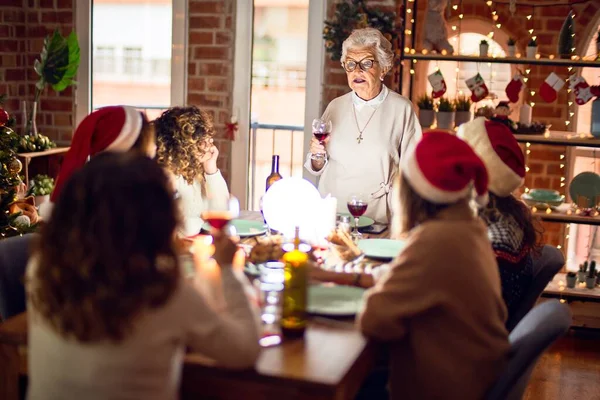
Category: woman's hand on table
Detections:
[{"x1": 213, "y1": 232, "x2": 238, "y2": 268}]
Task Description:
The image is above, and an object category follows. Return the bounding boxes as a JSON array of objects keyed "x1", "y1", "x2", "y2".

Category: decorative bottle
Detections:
[{"x1": 280, "y1": 227, "x2": 308, "y2": 338}]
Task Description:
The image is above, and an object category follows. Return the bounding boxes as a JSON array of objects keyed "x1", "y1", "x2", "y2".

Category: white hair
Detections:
[{"x1": 341, "y1": 28, "x2": 394, "y2": 72}]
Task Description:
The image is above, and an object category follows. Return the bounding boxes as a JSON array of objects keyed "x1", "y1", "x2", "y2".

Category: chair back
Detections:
[
  {"x1": 0, "y1": 234, "x2": 34, "y2": 320},
  {"x1": 486, "y1": 300, "x2": 571, "y2": 400},
  {"x1": 506, "y1": 245, "x2": 564, "y2": 331}
]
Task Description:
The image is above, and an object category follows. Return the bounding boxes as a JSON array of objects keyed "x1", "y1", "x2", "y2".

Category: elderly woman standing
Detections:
[{"x1": 304, "y1": 28, "x2": 421, "y2": 224}]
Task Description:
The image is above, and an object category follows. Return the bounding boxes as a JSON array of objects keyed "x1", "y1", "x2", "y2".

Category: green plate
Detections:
[
  {"x1": 569, "y1": 172, "x2": 600, "y2": 208},
  {"x1": 358, "y1": 239, "x2": 405, "y2": 260},
  {"x1": 308, "y1": 284, "x2": 365, "y2": 316},
  {"x1": 337, "y1": 213, "x2": 375, "y2": 229},
  {"x1": 202, "y1": 219, "x2": 267, "y2": 237},
  {"x1": 527, "y1": 189, "x2": 563, "y2": 202},
  {"x1": 521, "y1": 193, "x2": 564, "y2": 208}
]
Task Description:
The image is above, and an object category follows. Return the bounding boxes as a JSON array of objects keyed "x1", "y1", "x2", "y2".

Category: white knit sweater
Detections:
[
  {"x1": 26, "y1": 260, "x2": 261, "y2": 400},
  {"x1": 174, "y1": 170, "x2": 229, "y2": 237}
]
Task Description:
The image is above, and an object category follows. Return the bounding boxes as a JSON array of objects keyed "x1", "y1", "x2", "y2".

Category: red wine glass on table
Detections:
[
  {"x1": 347, "y1": 193, "x2": 368, "y2": 241},
  {"x1": 310, "y1": 118, "x2": 332, "y2": 161},
  {"x1": 201, "y1": 194, "x2": 240, "y2": 236}
]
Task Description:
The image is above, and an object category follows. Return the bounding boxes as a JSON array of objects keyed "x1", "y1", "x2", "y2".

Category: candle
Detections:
[{"x1": 519, "y1": 104, "x2": 532, "y2": 126}]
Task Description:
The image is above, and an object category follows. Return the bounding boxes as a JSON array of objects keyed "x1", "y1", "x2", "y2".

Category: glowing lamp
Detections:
[{"x1": 262, "y1": 178, "x2": 334, "y2": 243}]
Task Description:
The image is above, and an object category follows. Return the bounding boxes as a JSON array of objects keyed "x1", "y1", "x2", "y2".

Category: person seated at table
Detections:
[
  {"x1": 154, "y1": 106, "x2": 229, "y2": 237},
  {"x1": 26, "y1": 152, "x2": 261, "y2": 400},
  {"x1": 304, "y1": 27, "x2": 421, "y2": 224},
  {"x1": 458, "y1": 117, "x2": 541, "y2": 322},
  {"x1": 358, "y1": 131, "x2": 509, "y2": 400},
  {"x1": 39, "y1": 105, "x2": 157, "y2": 220}
]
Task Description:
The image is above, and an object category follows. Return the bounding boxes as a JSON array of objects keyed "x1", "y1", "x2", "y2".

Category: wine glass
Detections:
[
  {"x1": 201, "y1": 194, "x2": 240, "y2": 236},
  {"x1": 310, "y1": 118, "x2": 332, "y2": 161},
  {"x1": 347, "y1": 193, "x2": 368, "y2": 241}
]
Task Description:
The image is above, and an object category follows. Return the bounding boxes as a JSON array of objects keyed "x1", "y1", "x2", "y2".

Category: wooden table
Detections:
[{"x1": 0, "y1": 313, "x2": 375, "y2": 400}]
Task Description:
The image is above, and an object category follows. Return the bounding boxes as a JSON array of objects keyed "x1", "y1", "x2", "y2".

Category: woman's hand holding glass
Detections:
[{"x1": 310, "y1": 118, "x2": 332, "y2": 161}]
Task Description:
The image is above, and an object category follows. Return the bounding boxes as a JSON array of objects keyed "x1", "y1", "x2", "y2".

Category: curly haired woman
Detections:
[
  {"x1": 26, "y1": 153, "x2": 260, "y2": 400},
  {"x1": 154, "y1": 106, "x2": 229, "y2": 237}
]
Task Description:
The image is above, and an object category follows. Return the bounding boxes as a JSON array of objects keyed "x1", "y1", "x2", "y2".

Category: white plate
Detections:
[{"x1": 308, "y1": 284, "x2": 365, "y2": 316}]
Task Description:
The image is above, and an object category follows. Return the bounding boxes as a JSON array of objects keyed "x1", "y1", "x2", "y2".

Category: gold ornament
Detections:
[{"x1": 8, "y1": 157, "x2": 22, "y2": 174}]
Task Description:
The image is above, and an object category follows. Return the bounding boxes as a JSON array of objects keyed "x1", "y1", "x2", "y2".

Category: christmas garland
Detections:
[{"x1": 323, "y1": 0, "x2": 399, "y2": 61}]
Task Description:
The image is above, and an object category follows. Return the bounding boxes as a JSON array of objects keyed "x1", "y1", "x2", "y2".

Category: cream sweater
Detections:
[
  {"x1": 358, "y1": 203, "x2": 509, "y2": 400},
  {"x1": 304, "y1": 87, "x2": 422, "y2": 223},
  {"x1": 174, "y1": 170, "x2": 229, "y2": 237},
  {"x1": 26, "y1": 261, "x2": 261, "y2": 400}
]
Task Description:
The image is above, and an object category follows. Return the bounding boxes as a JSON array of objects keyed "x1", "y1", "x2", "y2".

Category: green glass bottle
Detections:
[{"x1": 281, "y1": 227, "x2": 308, "y2": 338}]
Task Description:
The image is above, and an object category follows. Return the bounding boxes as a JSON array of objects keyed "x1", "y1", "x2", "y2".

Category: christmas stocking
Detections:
[
  {"x1": 428, "y1": 70, "x2": 447, "y2": 98},
  {"x1": 505, "y1": 74, "x2": 524, "y2": 103},
  {"x1": 466, "y1": 73, "x2": 489, "y2": 103},
  {"x1": 569, "y1": 75, "x2": 594, "y2": 105},
  {"x1": 539, "y1": 72, "x2": 565, "y2": 103}
]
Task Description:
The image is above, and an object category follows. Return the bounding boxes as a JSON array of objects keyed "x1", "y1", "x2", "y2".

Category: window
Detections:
[
  {"x1": 94, "y1": 46, "x2": 115, "y2": 75},
  {"x1": 123, "y1": 47, "x2": 143, "y2": 76},
  {"x1": 426, "y1": 33, "x2": 511, "y2": 109}
]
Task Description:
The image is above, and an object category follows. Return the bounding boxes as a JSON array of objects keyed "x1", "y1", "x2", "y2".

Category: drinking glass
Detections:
[
  {"x1": 310, "y1": 118, "x2": 332, "y2": 161},
  {"x1": 201, "y1": 194, "x2": 240, "y2": 236},
  {"x1": 347, "y1": 193, "x2": 368, "y2": 240},
  {"x1": 258, "y1": 261, "x2": 284, "y2": 347}
]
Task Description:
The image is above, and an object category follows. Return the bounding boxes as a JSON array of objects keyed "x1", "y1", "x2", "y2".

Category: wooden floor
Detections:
[{"x1": 524, "y1": 329, "x2": 600, "y2": 400}]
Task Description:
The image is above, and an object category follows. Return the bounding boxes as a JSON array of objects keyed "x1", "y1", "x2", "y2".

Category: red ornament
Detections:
[
  {"x1": 0, "y1": 108, "x2": 8, "y2": 127},
  {"x1": 225, "y1": 121, "x2": 238, "y2": 141}
]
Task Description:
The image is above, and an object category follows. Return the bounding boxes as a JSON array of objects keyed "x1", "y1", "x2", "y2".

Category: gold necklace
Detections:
[{"x1": 353, "y1": 105, "x2": 378, "y2": 144}]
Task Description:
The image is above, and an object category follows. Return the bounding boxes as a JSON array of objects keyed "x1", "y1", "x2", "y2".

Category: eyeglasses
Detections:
[{"x1": 342, "y1": 58, "x2": 379, "y2": 72}]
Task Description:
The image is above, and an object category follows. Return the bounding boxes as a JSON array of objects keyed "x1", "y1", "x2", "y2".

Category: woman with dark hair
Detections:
[
  {"x1": 458, "y1": 117, "x2": 541, "y2": 320},
  {"x1": 39, "y1": 105, "x2": 157, "y2": 220},
  {"x1": 154, "y1": 106, "x2": 229, "y2": 237},
  {"x1": 26, "y1": 152, "x2": 260, "y2": 400},
  {"x1": 358, "y1": 131, "x2": 509, "y2": 400}
]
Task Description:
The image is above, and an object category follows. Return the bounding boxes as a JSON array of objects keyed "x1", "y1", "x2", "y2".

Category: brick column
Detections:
[{"x1": 187, "y1": 0, "x2": 235, "y2": 183}]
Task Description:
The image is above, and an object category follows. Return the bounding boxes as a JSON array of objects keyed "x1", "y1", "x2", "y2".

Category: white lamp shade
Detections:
[{"x1": 262, "y1": 177, "x2": 322, "y2": 241}]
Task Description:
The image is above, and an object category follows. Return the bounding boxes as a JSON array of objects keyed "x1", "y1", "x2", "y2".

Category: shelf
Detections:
[
  {"x1": 543, "y1": 273, "x2": 600, "y2": 301},
  {"x1": 402, "y1": 53, "x2": 600, "y2": 68},
  {"x1": 514, "y1": 132, "x2": 600, "y2": 148},
  {"x1": 532, "y1": 208, "x2": 600, "y2": 226},
  {"x1": 17, "y1": 147, "x2": 69, "y2": 159}
]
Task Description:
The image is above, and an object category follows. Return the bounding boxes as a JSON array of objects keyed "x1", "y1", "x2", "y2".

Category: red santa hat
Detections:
[
  {"x1": 50, "y1": 106, "x2": 143, "y2": 202},
  {"x1": 457, "y1": 117, "x2": 525, "y2": 197},
  {"x1": 402, "y1": 131, "x2": 489, "y2": 206}
]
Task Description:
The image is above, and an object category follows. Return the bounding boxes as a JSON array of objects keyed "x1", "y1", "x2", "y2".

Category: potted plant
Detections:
[
  {"x1": 454, "y1": 96, "x2": 472, "y2": 127},
  {"x1": 578, "y1": 261, "x2": 588, "y2": 283},
  {"x1": 586, "y1": 261, "x2": 597, "y2": 289},
  {"x1": 417, "y1": 94, "x2": 435, "y2": 128},
  {"x1": 25, "y1": 29, "x2": 80, "y2": 137},
  {"x1": 526, "y1": 38, "x2": 538, "y2": 58},
  {"x1": 436, "y1": 97, "x2": 455, "y2": 130},
  {"x1": 566, "y1": 271, "x2": 577, "y2": 288},
  {"x1": 479, "y1": 39, "x2": 489, "y2": 57},
  {"x1": 507, "y1": 38, "x2": 516, "y2": 57},
  {"x1": 28, "y1": 174, "x2": 54, "y2": 206}
]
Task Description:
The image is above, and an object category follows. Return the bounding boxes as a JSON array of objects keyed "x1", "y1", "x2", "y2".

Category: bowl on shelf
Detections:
[{"x1": 521, "y1": 189, "x2": 565, "y2": 208}]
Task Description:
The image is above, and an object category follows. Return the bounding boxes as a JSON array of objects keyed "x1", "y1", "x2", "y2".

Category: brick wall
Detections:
[
  {"x1": 0, "y1": 0, "x2": 76, "y2": 143},
  {"x1": 187, "y1": 0, "x2": 235, "y2": 183},
  {"x1": 321, "y1": 0, "x2": 600, "y2": 247}
]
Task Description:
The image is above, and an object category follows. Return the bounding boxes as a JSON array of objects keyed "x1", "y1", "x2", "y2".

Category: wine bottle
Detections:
[
  {"x1": 266, "y1": 155, "x2": 283, "y2": 191},
  {"x1": 281, "y1": 227, "x2": 308, "y2": 338}
]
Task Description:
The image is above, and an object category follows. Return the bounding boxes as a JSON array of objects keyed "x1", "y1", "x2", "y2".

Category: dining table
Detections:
[{"x1": 0, "y1": 211, "x2": 394, "y2": 400}]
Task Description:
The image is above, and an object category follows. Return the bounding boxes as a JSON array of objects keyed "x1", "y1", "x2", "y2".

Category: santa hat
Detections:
[
  {"x1": 402, "y1": 131, "x2": 489, "y2": 206},
  {"x1": 50, "y1": 106, "x2": 143, "y2": 202},
  {"x1": 457, "y1": 117, "x2": 525, "y2": 197}
]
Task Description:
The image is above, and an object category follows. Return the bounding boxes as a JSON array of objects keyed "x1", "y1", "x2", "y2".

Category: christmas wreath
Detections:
[{"x1": 323, "y1": 0, "x2": 400, "y2": 61}]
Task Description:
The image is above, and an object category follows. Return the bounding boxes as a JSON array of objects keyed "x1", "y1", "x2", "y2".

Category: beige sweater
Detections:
[
  {"x1": 358, "y1": 203, "x2": 509, "y2": 400},
  {"x1": 26, "y1": 261, "x2": 261, "y2": 400},
  {"x1": 304, "y1": 87, "x2": 422, "y2": 224}
]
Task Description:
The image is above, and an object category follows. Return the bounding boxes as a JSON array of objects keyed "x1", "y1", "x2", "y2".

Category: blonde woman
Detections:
[{"x1": 155, "y1": 106, "x2": 230, "y2": 237}]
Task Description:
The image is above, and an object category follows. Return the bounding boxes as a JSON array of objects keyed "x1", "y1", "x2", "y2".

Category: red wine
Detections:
[
  {"x1": 201, "y1": 211, "x2": 233, "y2": 230},
  {"x1": 347, "y1": 203, "x2": 367, "y2": 217},
  {"x1": 314, "y1": 132, "x2": 330, "y2": 142}
]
